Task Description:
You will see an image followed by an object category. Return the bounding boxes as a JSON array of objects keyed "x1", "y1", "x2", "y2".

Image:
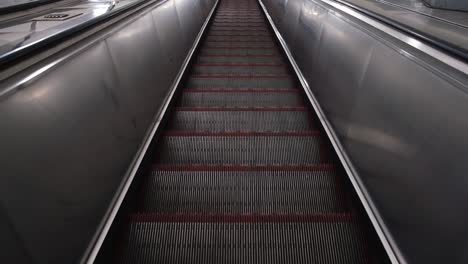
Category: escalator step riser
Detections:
[
  {"x1": 120, "y1": 222, "x2": 369, "y2": 264},
  {"x1": 214, "y1": 19, "x2": 264, "y2": 22},
  {"x1": 157, "y1": 135, "x2": 323, "y2": 164},
  {"x1": 211, "y1": 26, "x2": 269, "y2": 30},
  {"x1": 212, "y1": 24, "x2": 267, "y2": 27},
  {"x1": 179, "y1": 91, "x2": 303, "y2": 107},
  {"x1": 140, "y1": 170, "x2": 345, "y2": 213},
  {"x1": 192, "y1": 65, "x2": 287, "y2": 74},
  {"x1": 206, "y1": 36, "x2": 273, "y2": 41},
  {"x1": 200, "y1": 48, "x2": 278, "y2": 56},
  {"x1": 196, "y1": 55, "x2": 284, "y2": 64},
  {"x1": 186, "y1": 76, "x2": 296, "y2": 89},
  {"x1": 168, "y1": 110, "x2": 312, "y2": 131},
  {"x1": 203, "y1": 42, "x2": 275, "y2": 48},
  {"x1": 205, "y1": 40, "x2": 274, "y2": 44}
]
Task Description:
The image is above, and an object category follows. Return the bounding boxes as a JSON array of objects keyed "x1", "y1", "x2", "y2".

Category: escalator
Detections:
[{"x1": 97, "y1": 0, "x2": 392, "y2": 262}]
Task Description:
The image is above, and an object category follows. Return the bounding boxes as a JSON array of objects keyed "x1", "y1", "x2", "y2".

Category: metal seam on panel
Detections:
[
  {"x1": 320, "y1": 0, "x2": 468, "y2": 75},
  {"x1": 256, "y1": 0, "x2": 402, "y2": 263},
  {"x1": 82, "y1": 0, "x2": 219, "y2": 262}
]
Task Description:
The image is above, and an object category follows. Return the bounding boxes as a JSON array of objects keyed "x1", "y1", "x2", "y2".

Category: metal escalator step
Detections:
[
  {"x1": 179, "y1": 89, "x2": 303, "y2": 107},
  {"x1": 192, "y1": 64, "x2": 288, "y2": 74},
  {"x1": 157, "y1": 132, "x2": 323, "y2": 164},
  {"x1": 205, "y1": 31, "x2": 271, "y2": 35},
  {"x1": 216, "y1": 14, "x2": 262, "y2": 17},
  {"x1": 120, "y1": 218, "x2": 371, "y2": 264},
  {"x1": 213, "y1": 19, "x2": 265, "y2": 24},
  {"x1": 203, "y1": 41, "x2": 275, "y2": 48},
  {"x1": 208, "y1": 32, "x2": 270, "y2": 36},
  {"x1": 211, "y1": 26, "x2": 269, "y2": 31},
  {"x1": 186, "y1": 74, "x2": 296, "y2": 89},
  {"x1": 168, "y1": 107, "x2": 312, "y2": 131},
  {"x1": 208, "y1": 33, "x2": 272, "y2": 38},
  {"x1": 215, "y1": 17, "x2": 263, "y2": 20},
  {"x1": 196, "y1": 54, "x2": 284, "y2": 64},
  {"x1": 199, "y1": 47, "x2": 279, "y2": 56},
  {"x1": 140, "y1": 165, "x2": 345, "y2": 213},
  {"x1": 206, "y1": 39, "x2": 274, "y2": 44},
  {"x1": 215, "y1": 13, "x2": 262, "y2": 17},
  {"x1": 212, "y1": 23, "x2": 266, "y2": 27}
]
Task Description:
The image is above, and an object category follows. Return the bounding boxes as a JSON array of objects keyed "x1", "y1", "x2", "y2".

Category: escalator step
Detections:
[
  {"x1": 157, "y1": 132, "x2": 323, "y2": 164},
  {"x1": 211, "y1": 23, "x2": 267, "y2": 27},
  {"x1": 179, "y1": 90, "x2": 303, "y2": 107},
  {"x1": 211, "y1": 26, "x2": 269, "y2": 31},
  {"x1": 203, "y1": 42, "x2": 275, "y2": 48},
  {"x1": 196, "y1": 54, "x2": 284, "y2": 64},
  {"x1": 186, "y1": 75, "x2": 296, "y2": 89},
  {"x1": 168, "y1": 107, "x2": 313, "y2": 131},
  {"x1": 120, "y1": 219, "x2": 370, "y2": 264},
  {"x1": 206, "y1": 35, "x2": 273, "y2": 41},
  {"x1": 206, "y1": 39, "x2": 274, "y2": 44},
  {"x1": 140, "y1": 166, "x2": 346, "y2": 213},
  {"x1": 200, "y1": 47, "x2": 279, "y2": 56},
  {"x1": 192, "y1": 64, "x2": 288, "y2": 74}
]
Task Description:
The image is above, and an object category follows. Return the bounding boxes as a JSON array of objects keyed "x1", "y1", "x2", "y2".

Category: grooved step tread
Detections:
[
  {"x1": 140, "y1": 169, "x2": 346, "y2": 213},
  {"x1": 179, "y1": 90, "x2": 303, "y2": 107},
  {"x1": 196, "y1": 54, "x2": 284, "y2": 64},
  {"x1": 120, "y1": 221, "x2": 371, "y2": 264},
  {"x1": 168, "y1": 109, "x2": 313, "y2": 131},
  {"x1": 193, "y1": 64, "x2": 288, "y2": 74},
  {"x1": 157, "y1": 133, "x2": 324, "y2": 164},
  {"x1": 200, "y1": 47, "x2": 279, "y2": 56},
  {"x1": 186, "y1": 75, "x2": 296, "y2": 89}
]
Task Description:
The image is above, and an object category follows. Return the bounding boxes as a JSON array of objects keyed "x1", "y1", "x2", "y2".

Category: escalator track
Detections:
[{"x1": 99, "y1": 0, "x2": 391, "y2": 263}]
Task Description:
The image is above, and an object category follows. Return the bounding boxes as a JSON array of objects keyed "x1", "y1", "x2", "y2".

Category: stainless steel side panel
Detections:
[
  {"x1": 0, "y1": 0, "x2": 216, "y2": 263},
  {"x1": 262, "y1": 0, "x2": 468, "y2": 263}
]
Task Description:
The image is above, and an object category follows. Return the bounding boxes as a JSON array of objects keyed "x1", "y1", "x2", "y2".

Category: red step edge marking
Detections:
[
  {"x1": 214, "y1": 19, "x2": 264, "y2": 21},
  {"x1": 215, "y1": 14, "x2": 263, "y2": 15},
  {"x1": 129, "y1": 213, "x2": 352, "y2": 223},
  {"x1": 211, "y1": 29, "x2": 268, "y2": 32},
  {"x1": 175, "y1": 106, "x2": 307, "y2": 111},
  {"x1": 212, "y1": 21, "x2": 267, "y2": 28},
  {"x1": 182, "y1": 89, "x2": 298, "y2": 93},
  {"x1": 213, "y1": 20, "x2": 265, "y2": 23},
  {"x1": 198, "y1": 54, "x2": 280, "y2": 58},
  {"x1": 208, "y1": 34, "x2": 271, "y2": 37},
  {"x1": 206, "y1": 40, "x2": 273, "y2": 43},
  {"x1": 202, "y1": 46, "x2": 275, "y2": 49},
  {"x1": 212, "y1": 24, "x2": 265, "y2": 27},
  {"x1": 216, "y1": 13, "x2": 262, "y2": 15},
  {"x1": 194, "y1": 63, "x2": 284, "y2": 67},
  {"x1": 214, "y1": 17, "x2": 263, "y2": 19},
  {"x1": 217, "y1": 10, "x2": 260, "y2": 12},
  {"x1": 152, "y1": 164, "x2": 335, "y2": 171},
  {"x1": 214, "y1": 16, "x2": 264, "y2": 18},
  {"x1": 163, "y1": 131, "x2": 321, "y2": 136},
  {"x1": 191, "y1": 74, "x2": 291, "y2": 79}
]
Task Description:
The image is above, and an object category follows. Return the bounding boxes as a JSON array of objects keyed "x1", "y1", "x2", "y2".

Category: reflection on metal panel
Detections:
[{"x1": 0, "y1": 0, "x2": 149, "y2": 63}]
